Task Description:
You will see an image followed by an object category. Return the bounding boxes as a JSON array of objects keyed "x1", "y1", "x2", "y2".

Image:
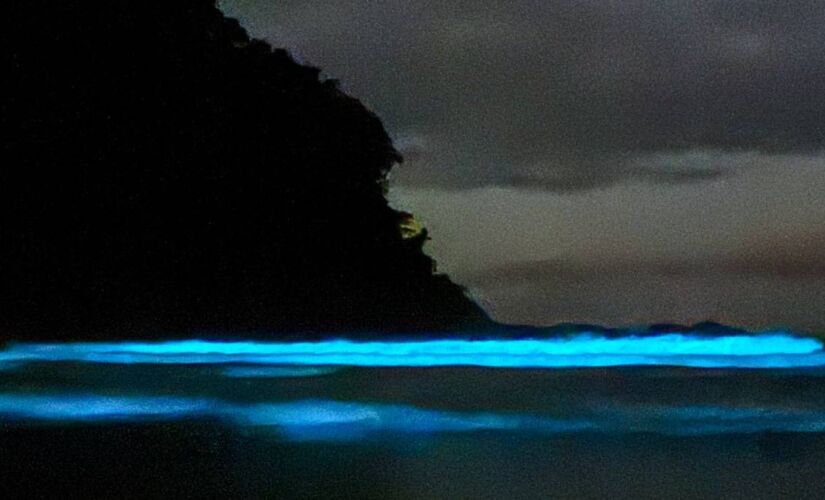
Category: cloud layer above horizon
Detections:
[
  {"x1": 220, "y1": 1, "x2": 825, "y2": 330},
  {"x1": 221, "y1": 0, "x2": 825, "y2": 191}
]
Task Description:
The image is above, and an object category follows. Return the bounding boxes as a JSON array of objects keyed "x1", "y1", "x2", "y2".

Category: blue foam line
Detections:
[
  {"x1": 1, "y1": 333, "x2": 823, "y2": 369},
  {"x1": 2, "y1": 393, "x2": 825, "y2": 439},
  {"x1": 222, "y1": 366, "x2": 342, "y2": 378}
]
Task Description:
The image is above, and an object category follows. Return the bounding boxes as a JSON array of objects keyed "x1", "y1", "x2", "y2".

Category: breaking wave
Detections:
[{"x1": 2, "y1": 333, "x2": 823, "y2": 369}]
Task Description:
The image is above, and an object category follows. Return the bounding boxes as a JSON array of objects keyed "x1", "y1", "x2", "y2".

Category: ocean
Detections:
[{"x1": 2, "y1": 334, "x2": 825, "y2": 498}]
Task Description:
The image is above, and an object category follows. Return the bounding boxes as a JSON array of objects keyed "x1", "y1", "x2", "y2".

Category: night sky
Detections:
[{"x1": 221, "y1": 1, "x2": 825, "y2": 332}]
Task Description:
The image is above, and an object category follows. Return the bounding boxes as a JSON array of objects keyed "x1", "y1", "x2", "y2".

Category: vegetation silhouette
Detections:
[{"x1": 1, "y1": 0, "x2": 491, "y2": 340}]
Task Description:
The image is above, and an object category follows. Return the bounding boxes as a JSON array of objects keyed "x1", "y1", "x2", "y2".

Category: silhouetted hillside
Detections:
[{"x1": 1, "y1": 0, "x2": 491, "y2": 340}]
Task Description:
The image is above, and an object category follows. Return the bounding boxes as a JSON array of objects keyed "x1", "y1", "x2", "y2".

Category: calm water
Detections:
[{"x1": 2, "y1": 336, "x2": 825, "y2": 498}]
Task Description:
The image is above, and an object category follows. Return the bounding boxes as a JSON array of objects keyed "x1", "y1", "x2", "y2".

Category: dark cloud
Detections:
[{"x1": 221, "y1": 0, "x2": 825, "y2": 191}]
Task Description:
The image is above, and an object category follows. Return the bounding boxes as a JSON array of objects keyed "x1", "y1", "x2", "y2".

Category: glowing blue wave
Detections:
[
  {"x1": 235, "y1": 400, "x2": 595, "y2": 440},
  {"x1": 0, "y1": 394, "x2": 216, "y2": 421},
  {"x1": 2, "y1": 333, "x2": 824, "y2": 369},
  {"x1": 2, "y1": 393, "x2": 824, "y2": 439},
  {"x1": 0, "y1": 393, "x2": 591, "y2": 439}
]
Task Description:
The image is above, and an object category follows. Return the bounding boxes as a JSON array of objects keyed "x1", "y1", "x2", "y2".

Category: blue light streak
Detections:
[
  {"x1": 235, "y1": 400, "x2": 595, "y2": 441},
  {"x1": 0, "y1": 393, "x2": 216, "y2": 422},
  {"x1": 0, "y1": 393, "x2": 591, "y2": 439},
  {"x1": 2, "y1": 393, "x2": 824, "y2": 439},
  {"x1": 222, "y1": 366, "x2": 342, "y2": 378},
  {"x1": 1, "y1": 333, "x2": 823, "y2": 369}
]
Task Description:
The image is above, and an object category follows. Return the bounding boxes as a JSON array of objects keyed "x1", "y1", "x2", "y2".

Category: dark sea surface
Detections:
[{"x1": 2, "y1": 337, "x2": 825, "y2": 499}]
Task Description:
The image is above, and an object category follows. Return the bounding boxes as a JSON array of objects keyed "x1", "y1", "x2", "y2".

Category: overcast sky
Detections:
[{"x1": 221, "y1": 0, "x2": 825, "y2": 332}]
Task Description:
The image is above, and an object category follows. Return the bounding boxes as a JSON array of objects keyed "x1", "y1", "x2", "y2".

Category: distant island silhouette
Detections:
[{"x1": 2, "y1": 0, "x2": 492, "y2": 340}]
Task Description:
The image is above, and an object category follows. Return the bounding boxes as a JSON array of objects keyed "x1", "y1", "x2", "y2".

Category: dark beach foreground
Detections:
[
  {"x1": 3, "y1": 362, "x2": 825, "y2": 499},
  {"x1": 4, "y1": 422, "x2": 825, "y2": 499}
]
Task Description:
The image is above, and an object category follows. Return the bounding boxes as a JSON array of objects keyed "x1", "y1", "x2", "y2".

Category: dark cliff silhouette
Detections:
[{"x1": 1, "y1": 0, "x2": 491, "y2": 340}]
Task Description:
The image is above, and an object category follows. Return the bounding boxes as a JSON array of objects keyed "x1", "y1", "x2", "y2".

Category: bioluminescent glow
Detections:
[
  {"x1": 2, "y1": 393, "x2": 825, "y2": 439},
  {"x1": 0, "y1": 393, "x2": 590, "y2": 440},
  {"x1": 235, "y1": 400, "x2": 595, "y2": 441},
  {"x1": 222, "y1": 366, "x2": 342, "y2": 378},
  {"x1": 0, "y1": 394, "x2": 216, "y2": 421},
  {"x1": 0, "y1": 361, "x2": 19, "y2": 371},
  {"x1": 1, "y1": 333, "x2": 824, "y2": 369},
  {"x1": 604, "y1": 404, "x2": 825, "y2": 435}
]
